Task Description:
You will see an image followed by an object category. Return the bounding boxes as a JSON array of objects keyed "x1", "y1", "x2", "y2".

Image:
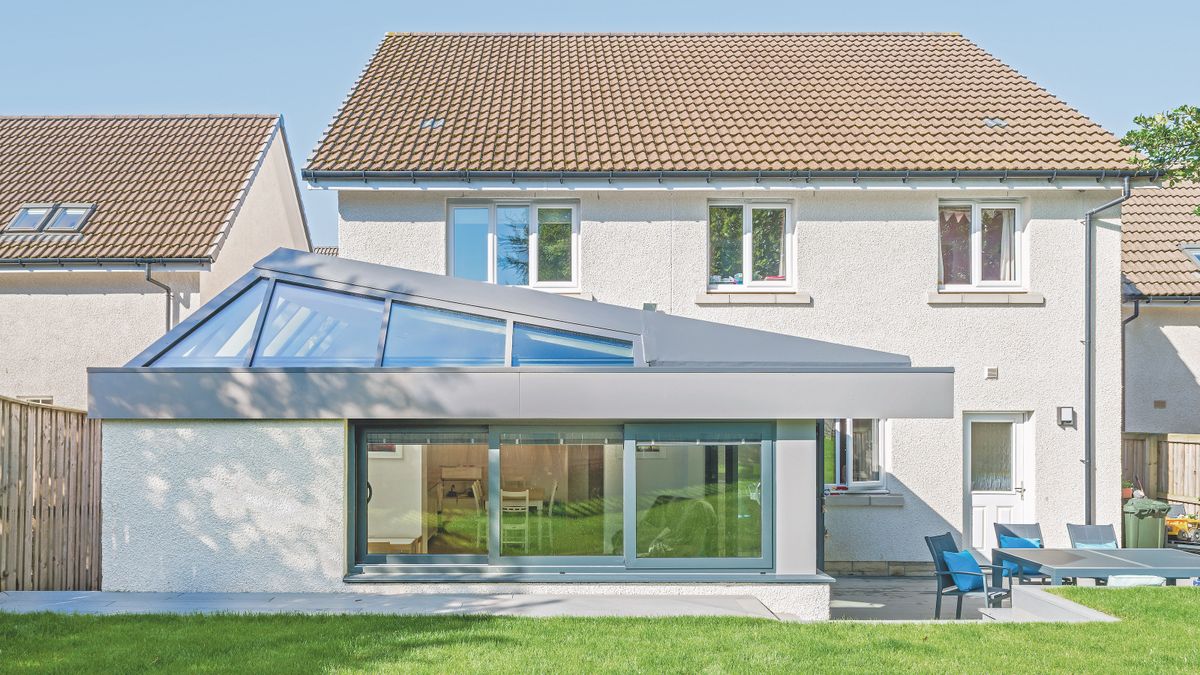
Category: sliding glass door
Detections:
[{"x1": 357, "y1": 423, "x2": 773, "y2": 570}]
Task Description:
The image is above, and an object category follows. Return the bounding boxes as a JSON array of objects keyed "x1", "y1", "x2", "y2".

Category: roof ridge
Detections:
[
  {"x1": 383, "y1": 31, "x2": 964, "y2": 37},
  {"x1": 0, "y1": 114, "x2": 280, "y2": 121}
]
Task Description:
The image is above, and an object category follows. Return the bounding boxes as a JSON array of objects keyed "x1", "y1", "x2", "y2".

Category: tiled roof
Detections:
[
  {"x1": 313, "y1": 246, "x2": 339, "y2": 257},
  {"x1": 307, "y1": 33, "x2": 1134, "y2": 174},
  {"x1": 1122, "y1": 184, "x2": 1200, "y2": 297},
  {"x1": 0, "y1": 115, "x2": 279, "y2": 261}
]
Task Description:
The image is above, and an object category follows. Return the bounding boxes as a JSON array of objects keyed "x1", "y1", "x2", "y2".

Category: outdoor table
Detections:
[{"x1": 991, "y1": 547, "x2": 1200, "y2": 586}]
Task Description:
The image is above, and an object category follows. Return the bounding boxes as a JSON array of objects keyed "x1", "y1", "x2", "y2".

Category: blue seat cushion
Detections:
[
  {"x1": 1075, "y1": 541, "x2": 1118, "y2": 549},
  {"x1": 942, "y1": 550, "x2": 984, "y2": 592},
  {"x1": 998, "y1": 535, "x2": 1043, "y2": 576}
]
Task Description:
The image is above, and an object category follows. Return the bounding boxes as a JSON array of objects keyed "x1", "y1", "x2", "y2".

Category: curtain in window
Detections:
[{"x1": 981, "y1": 208, "x2": 1016, "y2": 282}]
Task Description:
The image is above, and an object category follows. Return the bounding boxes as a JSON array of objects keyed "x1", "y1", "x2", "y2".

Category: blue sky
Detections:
[{"x1": 4, "y1": 1, "x2": 1197, "y2": 246}]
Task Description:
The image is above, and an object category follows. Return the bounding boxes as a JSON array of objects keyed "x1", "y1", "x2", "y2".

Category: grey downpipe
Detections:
[
  {"x1": 1122, "y1": 298, "x2": 1141, "y2": 325},
  {"x1": 1083, "y1": 176, "x2": 1131, "y2": 524},
  {"x1": 145, "y1": 265, "x2": 173, "y2": 332}
]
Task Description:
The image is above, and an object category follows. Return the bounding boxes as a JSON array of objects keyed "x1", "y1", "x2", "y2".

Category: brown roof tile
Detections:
[
  {"x1": 1122, "y1": 184, "x2": 1200, "y2": 297},
  {"x1": 307, "y1": 33, "x2": 1134, "y2": 174},
  {"x1": 0, "y1": 115, "x2": 279, "y2": 261}
]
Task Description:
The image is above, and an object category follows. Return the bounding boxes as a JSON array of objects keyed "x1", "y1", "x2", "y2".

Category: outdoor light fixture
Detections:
[{"x1": 1057, "y1": 406, "x2": 1076, "y2": 428}]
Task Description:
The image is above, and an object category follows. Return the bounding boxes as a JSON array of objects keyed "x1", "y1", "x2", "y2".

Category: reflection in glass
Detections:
[
  {"x1": 751, "y1": 208, "x2": 786, "y2": 281},
  {"x1": 45, "y1": 206, "x2": 92, "y2": 231},
  {"x1": 634, "y1": 442, "x2": 762, "y2": 558},
  {"x1": 511, "y1": 324, "x2": 634, "y2": 366},
  {"x1": 254, "y1": 283, "x2": 383, "y2": 366},
  {"x1": 939, "y1": 205, "x2": 972, "y2": 285},
  {"x1": 499, "y1": 430, "x2": 623, "y2": 556},
  {"x1": 981, "y1": 208, "x2": 1016, "y2": 282},
  {"x1": 6, "y1": 206, "x2": 52, "y2": 231},
  {"x1": 851, "y1": 419, "x2": 880, "y2": 483},
  {"x1": 366, "y1": 429, "x2": 488, "y2": 555},
  {"x1": 452, "y1": 207, "x2": 489, "y2": 281},
  {"x1": 154, "y1": 280, "x2": 267, "y2": 366},
  {"x1": 536, "y1": 208, "x2": 573, "y2": 283},
  {"x1": 971, "y1": 421, "x2": 1014, "y2": 491},
  {"x1": 383, "y1": 303, "x2": 506, "y2": 367},
  {"x1": 709, "y1": 205, "x2": 743, "y2": 284},
  {"x1": 496, "y1": 206, "x2": 529, "y2": 286}
]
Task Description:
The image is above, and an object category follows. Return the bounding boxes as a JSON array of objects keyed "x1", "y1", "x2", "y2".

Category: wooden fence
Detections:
[
  {"x1": 0, "y1": 395, "x2": 101, "y2": 590},
  {"x1": 1123, "y1": 434, "x2": 1200, "y2": 509}
]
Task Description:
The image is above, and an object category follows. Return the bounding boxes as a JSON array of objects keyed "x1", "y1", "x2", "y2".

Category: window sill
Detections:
[
  {"x1": 927, "y1": 291, "x2": 1044, "y2": 306},
  {"x1": 696, "y1": 291, "x2": 812, "y2": 306},
  {"x1": 824, "y1": 492, "x2": 904, "y2": 507}
]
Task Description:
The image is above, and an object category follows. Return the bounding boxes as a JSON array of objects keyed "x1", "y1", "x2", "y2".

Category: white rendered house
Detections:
[
  {"x1": 0, "y1": 115, "x2": 311, "y2": 408},
  {"x1": 93, "y1": 33, "x2": 1152, "y2": 617}
]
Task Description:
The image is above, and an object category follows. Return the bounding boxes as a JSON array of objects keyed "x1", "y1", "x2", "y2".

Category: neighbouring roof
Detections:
[
  {"x1": 306, "y1": 32, "x2": 1134, "y2": 175},
  {"x1": 1123, "y1": 184, "x2": 1200, "y2": 297},
  {"x1": 0, "y1": 115, "x2": 281, "y2": 261},
  {"x1": 313, "y1": 246, "x2": 339, "y2": 257}
]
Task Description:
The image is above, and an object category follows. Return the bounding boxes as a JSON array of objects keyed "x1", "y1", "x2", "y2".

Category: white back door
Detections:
[{"x1": 964, "y1": 413, "x2": 1029, "y2": 550}]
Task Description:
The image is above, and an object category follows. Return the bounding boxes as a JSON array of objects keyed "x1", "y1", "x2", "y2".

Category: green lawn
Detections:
[{"x1": 1, "y1": 588, "x2": 1197, "y2": 673}]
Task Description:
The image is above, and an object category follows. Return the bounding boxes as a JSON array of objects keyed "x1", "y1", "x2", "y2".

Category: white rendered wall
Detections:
[
  {"x1": 1124, "y1": 305, "x2": 1200, "y2": 434},
  {"x1": 0, "y1": 271, "x2": 198, "y2": 409},
  {"x1": 340, "y1": 188, "x2": 1125, "y2": 561}
]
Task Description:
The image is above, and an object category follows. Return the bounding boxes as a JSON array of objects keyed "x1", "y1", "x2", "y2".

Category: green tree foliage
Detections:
[
  {"x1": 1122, "y1": 104, "x2": 1200, "y2": 214},
  {"x1": 709, "y1": 206, "x2": 743, "y2": 281}
]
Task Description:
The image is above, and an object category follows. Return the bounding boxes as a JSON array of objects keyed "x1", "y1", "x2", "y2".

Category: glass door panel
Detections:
[
  {"x1": 497, "y1": 429, "x2": 623, "y2": 559},
  {"x1": 364, "y1": 429, "x2": 488, "y2": 558},
  {"x1": 632, "y1": 441, "x2": 764, "y2": 562}
]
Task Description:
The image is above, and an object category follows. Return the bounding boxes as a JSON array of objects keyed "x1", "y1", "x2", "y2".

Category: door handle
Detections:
[{"x1": 1014, "y1": 483, "x2": 1026, "y2": 500}]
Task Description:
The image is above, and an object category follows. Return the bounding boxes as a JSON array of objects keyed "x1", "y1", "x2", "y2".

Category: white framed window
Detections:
[
  {"x1": 1181, "y1": 244, "x2": 1200, "y2": 269},
  {"x1": 707, "y1": 202, "x2": 794, "y2": 290},
  {"x1": 938, "y1": 201, "x2": 1024, "y2": 291},
  {"x1": 4, "y1": 203, "x2": 95, "y2": 233},
  {"x1": 823, "y1": 418, "x2": 884, "y2": 491},
  {"x1": 449, "y1": 201, "x2": 580, "y2": 291}
]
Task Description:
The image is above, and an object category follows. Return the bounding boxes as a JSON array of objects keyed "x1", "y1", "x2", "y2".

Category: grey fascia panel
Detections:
[{"x1": 88, "y1": 367, "x2": 953, "y2": 420}]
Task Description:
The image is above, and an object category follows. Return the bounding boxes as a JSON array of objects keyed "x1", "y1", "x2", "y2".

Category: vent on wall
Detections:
[{"x1": 985, "y1": 367, "x2": 999, "y2": 380}]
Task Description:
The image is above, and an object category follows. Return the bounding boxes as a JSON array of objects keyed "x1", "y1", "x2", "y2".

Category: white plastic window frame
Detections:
[
  {"x1": 1181, "y1": 244, "x2": 1200, "y2": 269},
  {"x1": 937, "y1": 200, "x2": 1026, "y2": 293},
  {"x1": 43, "y1": 203, "x2": 96, "y2": 232},
  {"x1": 826, "y1": 418, "x2": 886, "y2": 492},
  {"x1": 706, "y1": 201, "x2": 795, "y2": 292},
  {"x1": 448, "y1": 201, "x2": 581, "y2": 292},
  {"x1": 3, "y1": 204, "x2": 57, "y2": 232}
]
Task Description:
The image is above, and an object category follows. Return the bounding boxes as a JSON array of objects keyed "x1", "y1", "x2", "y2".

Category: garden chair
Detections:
[
  {"x1": 925, "y1": 532, "x2": 1011, "y2": 620},
  {"x1": 994, "y1": 522, "x2": 1052, "y2": 584},
  {"x1": 500, "y1": 489, "x2": 530, "y2": 552}
]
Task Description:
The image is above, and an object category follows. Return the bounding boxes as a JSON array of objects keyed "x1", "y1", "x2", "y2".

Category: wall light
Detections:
[{"x1": 1057, "y1": 406, "x2": 1076, "y2": 428}]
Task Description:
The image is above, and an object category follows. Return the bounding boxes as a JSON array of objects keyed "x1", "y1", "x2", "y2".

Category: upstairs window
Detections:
[
  {"x1": 5, "y1": 205, "x2": 55, "y2": 232},
  {"x1": 824, "y1": 418, "x2": 884, "y2": 491},
  {"x1": 708, "y1": 202, "x2": 793, "y2": 290},
  {"x1": 450, "y1": 202, "x2": 579, "y2": 289},
  {"x1": 938, "y1": 202, "x2": 1023, "y2": 290},
  {"x1": 3, "y1": 203, "x2": 94, "y2": 233}
]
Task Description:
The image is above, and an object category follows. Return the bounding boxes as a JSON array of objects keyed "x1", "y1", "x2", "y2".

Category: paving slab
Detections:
[{"x1": 0, "y1": 591, "x2": 775, "y2": 619}]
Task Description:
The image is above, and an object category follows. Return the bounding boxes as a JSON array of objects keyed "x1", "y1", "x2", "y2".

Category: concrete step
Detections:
[{"x1": 979, "y1": 607, "x2": 1042, "y2": 622}]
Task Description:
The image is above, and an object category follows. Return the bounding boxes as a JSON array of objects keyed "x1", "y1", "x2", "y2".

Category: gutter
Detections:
[
  {"x1": 0, "y1": 257, "x2": 210, "y2": 270},
  {"x1": 144, "y1": 264, "x2": 173, "y2": 332},
  {"x1": 303, "y1": 168, "x2": 1160, "y2": 183},
  {"x1": 1083, "y1": 176, "x2": 1131, "y2": 525}
]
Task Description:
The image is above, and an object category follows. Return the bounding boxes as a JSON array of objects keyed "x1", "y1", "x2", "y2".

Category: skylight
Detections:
[
  {"x1": 3, "y1": 203, "x2": 95, "y2": 233},
  {"x1": 1182, "y1": 245, "x2": 1200, "y2": 268}
]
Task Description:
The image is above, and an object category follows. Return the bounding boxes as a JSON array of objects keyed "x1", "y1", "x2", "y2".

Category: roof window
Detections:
[
  {"x1": 3, "y1": 203, "x2": 94, "y2": 233},
  {"x1": 419, "y1": 118, "x2": 445, "y2": 130},
  {"x1": 1182, "y1": 245, "x2": 1200, "y2": 269},
  {"x1": 982, "y1": 117, "x2": 1009, "y2": 128}
]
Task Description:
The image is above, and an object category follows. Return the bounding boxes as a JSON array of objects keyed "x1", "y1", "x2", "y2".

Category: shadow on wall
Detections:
[
  {"x1": 1125, "y1": 306, "x2": 1200, "y2": 435},
  {"x1": 823, "y1": 476, "x2": 962, "y2": 565}
]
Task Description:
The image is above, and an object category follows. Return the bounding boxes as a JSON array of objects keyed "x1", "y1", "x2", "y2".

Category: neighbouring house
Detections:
[
  {"x1": 92, "y1": 33, "x2": 1154, "y2": 617},
  {"x1": 0, "y1": 115, "x2": 311, "y2": 408},
  {"x1": 1122, "y1": 183, "x2": 1200, "y2": 507}
]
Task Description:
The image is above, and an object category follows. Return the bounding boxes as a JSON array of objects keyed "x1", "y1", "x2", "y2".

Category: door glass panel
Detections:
[
  {"x1": 634, "y1": 442, "x2": 763, "y2": 558},
  {"x1": 750, "y1": 208, "x2": 786, "y2": 281},
  {"x1": 939, "y1": 205, "x2": 972, "y2": 285},
  {"x1": 382, "y1": 303, "x2": 506, "y2": 367},
  {"x1": 254, "y1": 283, "x2": 383, "y2": 366},
  {"x1": 708, "y1": 205, "x2": 743, "y2": 285},
  {"x1": 495, "y1": 206, "x2": 529, "y2": 286},
  {"x1": 970, "y1": 421, "x2": 1014, "y2": 491},
  {"x1": 511, "y1": 324, "x2": 634, "y2": 366},
  {"x1": 452, "y1": 207, "x2": 489, "y2": 281},
  {"x1": 153, "y1": 280, "x2": 266, "y2": 366},
  {"x1": 498, "y1": 429, "x2": 623, "y2": 556},
  {"x1": 981, "y1": 208, "x2": 1016, "y2": 282},
  {"x1": 536, "y1": 208, "x2": 573, "y2": 283},
  {"x1": 365, "y1": 429, "x2": 488, "y2": 556}
]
